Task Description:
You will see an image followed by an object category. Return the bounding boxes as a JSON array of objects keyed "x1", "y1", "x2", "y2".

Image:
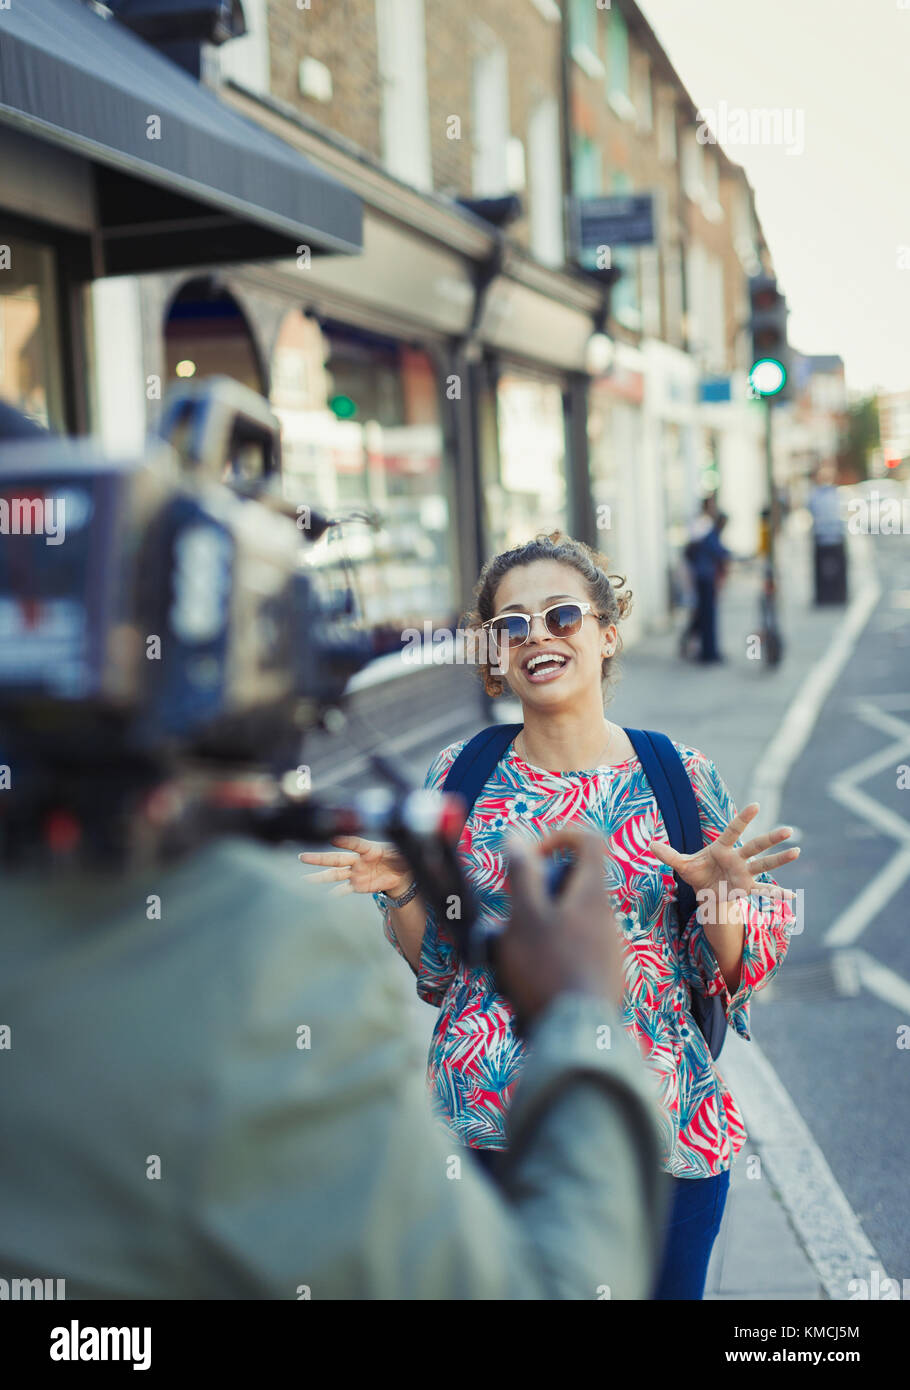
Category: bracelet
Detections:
[{"x1": 382, "y1": 880, "x2": 419, "y2": 910}]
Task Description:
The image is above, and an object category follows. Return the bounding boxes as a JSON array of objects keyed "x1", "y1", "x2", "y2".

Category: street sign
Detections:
[
  {"x1": 700, "y1": 376, "x2": 732, "y2": 403},
  {"x1": 573, "y1": 194, "x2": 655, "y2": 269}
]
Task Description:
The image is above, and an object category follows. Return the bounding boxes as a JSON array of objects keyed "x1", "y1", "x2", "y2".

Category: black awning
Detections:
[{"x1": 0, "y1": 0, "x2": 363, "y2": 274}]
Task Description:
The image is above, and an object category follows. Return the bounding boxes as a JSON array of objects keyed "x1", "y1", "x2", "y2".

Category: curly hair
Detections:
[{"x1": 463, "y1": 530, "x2": 633, "y2": 699}]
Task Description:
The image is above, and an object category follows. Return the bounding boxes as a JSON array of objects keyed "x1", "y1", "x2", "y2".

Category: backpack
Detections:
[{"x1": 441, "y1": 723, "x2": 727, "y2": 1059}]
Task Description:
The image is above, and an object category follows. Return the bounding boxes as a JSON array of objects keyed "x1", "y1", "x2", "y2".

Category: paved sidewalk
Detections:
[{"x1": 328, "y1": 510, "x2": 863, "y2": 1298}]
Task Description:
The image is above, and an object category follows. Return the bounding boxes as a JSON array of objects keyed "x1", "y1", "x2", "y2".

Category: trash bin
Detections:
[{"x1": 814, "y1": 537, "x2": 848, "y2": 605}]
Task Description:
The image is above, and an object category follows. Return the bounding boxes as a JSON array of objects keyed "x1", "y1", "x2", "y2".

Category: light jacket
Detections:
[{"x1": 0, "y1": 836, "x2": 666, "y2": 1299}]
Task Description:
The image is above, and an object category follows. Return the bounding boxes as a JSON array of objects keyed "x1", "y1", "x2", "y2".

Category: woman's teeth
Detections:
[{"x1": 525, "y1": 654, "x2": 568, "y2": 680}]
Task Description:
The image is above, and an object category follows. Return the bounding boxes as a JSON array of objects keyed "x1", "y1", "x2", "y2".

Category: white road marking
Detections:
[
  {"x1": 845, "y1": 947, "x2": 910, "y2": 1015},
  {"x1": 748, "y1": 556, "x2": 881, "y2": 834},
  {"x1": 718, "y1": 1033, "x2": 890, "y2": 1300},
  {"x1": 823, "y1": 699, "x2": 910, "y2": 943},
  {"x1": 828, "y1": 781, "x2": 910, "y2": 848},
  {"x1": 824, "y1": 846, "x2": 910, "y2": 947},
  {"x1": 850, "y1": 693, "x2": 910, "y2": 712}
]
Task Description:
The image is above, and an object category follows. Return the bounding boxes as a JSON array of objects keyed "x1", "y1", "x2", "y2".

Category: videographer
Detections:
[
  {"x1": 0, "y1": 388, "x2": 666, "y2": 1300},
  {"x1": 0, "y1": 823, "x2": 665, "y2": 1298}
]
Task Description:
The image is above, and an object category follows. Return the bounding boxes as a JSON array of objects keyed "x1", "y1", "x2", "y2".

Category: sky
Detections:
[{"x1": 638, "y1": 0, "x2": 910, "y2": 397}]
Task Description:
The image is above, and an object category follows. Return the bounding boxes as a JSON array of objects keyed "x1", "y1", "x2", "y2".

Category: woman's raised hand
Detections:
[
  {"x1": 298, "y1": 835, "x2": 413, "y2": 898},
  {"x1": 649, "y1": 802, "x2": 800, "y2": 907}
]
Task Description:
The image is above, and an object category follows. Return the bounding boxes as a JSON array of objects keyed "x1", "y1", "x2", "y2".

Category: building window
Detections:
[
  {"x1": 701, "y1": 150, "x2": 724, "y2": 222},
  {"x1": 684, "y1": 243, "x2": 725, "y2": 370},
  {"x1": 606, "y1": 8, "x2": 634, "y2": 120},
  {"x1": 272, "y1": 313, "x2": 456, "y2": 650},
  {"x1": 640, "y1": 245, "x2": 661, "y2": 338},
  {"x1": 663, "y1": 242, "x2": 685, "y2": 347},
  {"x1": 657, "y1": 95, "x2": 677, "y2": 163},
  {"x1": 487, "y1": 371, "x2": 568, "y2": 553},
  {"x1": 527, "y1": 0, "x2": 560, "y2": 20},
  {"x1": 705, "y1": 252, "x2": 726, "y2": 371},
  {"x1": 733, "y1": 181, "x2": 761, "y2": 274},
  {"x1": 0, "y1": 235, "x2": 65, "y2": 430},
  {"x1": 682, "y1": 131, "x2": 705, "y2": 201},
  {"x1": 376, "y1": 0, "x2": 432, "y2": 191},
  {"x1": 472, "y1": 44, "x2": 510, "y2": 196},
  {"x1": 572, "y1": 134, "x2": 602, "y2": 197},
  {"x1": 609, "y1": 173, "x2": 640, "y2": 330},
  {"x1": 217, "y1": 0, "x2": 270, "y2": 93},
  {"x1": 569, "y1": 0, "x2": 603, "y2": 75},
  {"x1": 528, "y1": 97, "x2": 565, "y2": 267},
  {"x1": 633, "y1": 54, "x2": 653, "y2": 133}
]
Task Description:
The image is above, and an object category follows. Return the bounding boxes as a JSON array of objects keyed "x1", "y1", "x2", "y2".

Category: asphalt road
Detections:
[{"x1": 753, "y1": 528, "x2": 910, "y2": 1282}]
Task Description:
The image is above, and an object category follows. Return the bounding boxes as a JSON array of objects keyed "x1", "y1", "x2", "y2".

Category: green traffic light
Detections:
[
  {"x1": 749, "y1": 358, "x2": 787, "y2": 397},
  {"x1": 329, "y1": 394, "x2": 358, "y2": 420}
]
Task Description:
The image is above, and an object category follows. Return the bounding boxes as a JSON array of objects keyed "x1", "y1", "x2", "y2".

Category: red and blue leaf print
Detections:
[{"x1": 376, "y1": 735, "x2": 795, "y2": 1179}]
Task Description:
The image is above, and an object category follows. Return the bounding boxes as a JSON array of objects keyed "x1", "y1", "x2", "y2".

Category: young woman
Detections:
[{"x1": 301, "y1": 533, "x2": 799, "y2": 1300}]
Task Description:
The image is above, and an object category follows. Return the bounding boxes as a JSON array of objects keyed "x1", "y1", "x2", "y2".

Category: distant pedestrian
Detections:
[{"x1": 683, "y1": 500, "x2": 732, "y2": 663}]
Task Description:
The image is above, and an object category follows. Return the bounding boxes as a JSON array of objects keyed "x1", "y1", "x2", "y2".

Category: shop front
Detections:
[
  {"x1": 270, "y1": 312, "x2": 458, "y2": 657},
  {"x1": 0, "y1": 0, "x2": 362, "y2": 433},
  {"x1": 485, "y1": 367, "x2": 569, "y2": 554},
  {"x1": 474, "y1": 269, "x2": 601, "y2": 560},
  {"x1": 586, "y1": 343, "x2": 654, "y2": 641},
  {"x1": 643, "y1": 339, "x2": 699, "y2": 619}
]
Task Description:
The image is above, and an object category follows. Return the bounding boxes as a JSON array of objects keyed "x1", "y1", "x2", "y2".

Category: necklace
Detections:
[{"x1": 517, "y1": 721, "x2": 615, "y2": 769}]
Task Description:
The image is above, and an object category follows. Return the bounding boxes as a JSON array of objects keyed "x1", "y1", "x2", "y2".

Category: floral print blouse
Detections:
[{"x1": 376, "y1": 735, "x2": 795, "y2": 1178}]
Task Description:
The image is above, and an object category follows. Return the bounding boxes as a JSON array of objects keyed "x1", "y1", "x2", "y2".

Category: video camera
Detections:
[{"x1": 0, "y1": 379, "x2": 478, "y2": 943}]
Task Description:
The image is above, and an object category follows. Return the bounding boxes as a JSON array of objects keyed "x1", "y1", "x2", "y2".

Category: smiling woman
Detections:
[
  {"x1": 470, "y1": 533, "x2": 632, "y2": 709},
  {"x1": 301, "y1": 529, "x2": 800, "y2": 1302}
]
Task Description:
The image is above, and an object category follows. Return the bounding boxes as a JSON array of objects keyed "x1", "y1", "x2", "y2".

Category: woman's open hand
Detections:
[
  {"x1": 648, "y1": 802, "x2": 800, "y2": 912},
  {"x1": 299, "y1": 836, "x2": 413, "y2": 898}
]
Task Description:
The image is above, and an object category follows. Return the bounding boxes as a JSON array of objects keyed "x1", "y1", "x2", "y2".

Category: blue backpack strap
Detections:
[
  {"x1": 623, "y1": 728, "x2": 702, "y2": 925},
  {"x1": 625, "y1": 727, "x2": 726, "y2": 1059},
  {"x1": 442, "y1": 724, "x2": 523, "y2": 823}
]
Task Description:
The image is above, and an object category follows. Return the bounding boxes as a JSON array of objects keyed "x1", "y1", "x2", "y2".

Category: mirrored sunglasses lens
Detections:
[
  {"x1": 545, "y1": 604, "x2": 584, "y2": 637},
  {"x1": 492, "y1": 615, "x2": 530, "y2": 646}
]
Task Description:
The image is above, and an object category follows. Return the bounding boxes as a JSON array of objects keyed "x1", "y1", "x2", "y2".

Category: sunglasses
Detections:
[{"x1": 481, "y1": 601, "x2": 602, "y2": 649}]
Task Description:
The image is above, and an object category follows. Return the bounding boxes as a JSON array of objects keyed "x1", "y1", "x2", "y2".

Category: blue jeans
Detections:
[
  {"x1": 652, "y1": 1169, "x2": 730, "y2": 1299},
  {"x1": 694, "y1": 574, "x2": 720, "y2": 661}
]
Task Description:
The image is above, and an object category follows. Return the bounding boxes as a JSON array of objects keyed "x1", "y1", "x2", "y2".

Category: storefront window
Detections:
[
  {"x1": 486, "y1": 371, "x2": 568, "y2": 554},
  {"x1": 271, "y1": 312, "x2": 456, "y2": 653},
  {"x1": 0, "y1": 236, "x2": 64, "y2": 429}
]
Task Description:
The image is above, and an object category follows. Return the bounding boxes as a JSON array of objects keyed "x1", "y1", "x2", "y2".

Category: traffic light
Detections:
[{"x1": 748, "y1": 275, "x2": 791, "y2": 399}]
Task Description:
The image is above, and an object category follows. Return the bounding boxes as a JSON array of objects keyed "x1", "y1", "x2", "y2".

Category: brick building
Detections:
[{"x1": 85, "y1": 0, "x2": 783, "y2": 744}]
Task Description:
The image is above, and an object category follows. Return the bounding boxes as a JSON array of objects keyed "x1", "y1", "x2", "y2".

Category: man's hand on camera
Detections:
[{"x1": 495, "y1": 828, "x2": 624, "y2": 1028}]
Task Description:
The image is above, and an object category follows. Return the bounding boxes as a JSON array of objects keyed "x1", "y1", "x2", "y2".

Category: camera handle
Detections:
[{"x1": 158, "y1": 376, "x2": 282, "y2": 480}]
